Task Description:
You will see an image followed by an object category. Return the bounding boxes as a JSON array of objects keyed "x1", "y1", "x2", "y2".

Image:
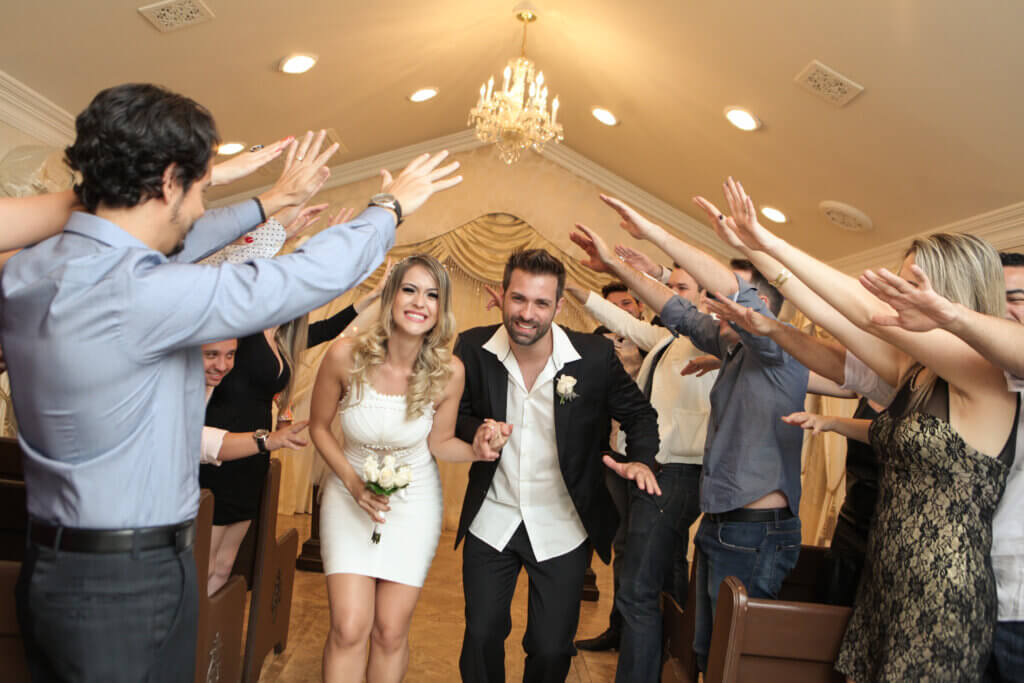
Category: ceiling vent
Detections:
[
  {"x1": 795, "y1": 60, "x2": 864, "y2": 107},
  {"x1": 819, "y1": 200, "x2": 873, "y2": 232},
  {"x1": 138, "y1": 0, "x2": 215, "y2": 33}
]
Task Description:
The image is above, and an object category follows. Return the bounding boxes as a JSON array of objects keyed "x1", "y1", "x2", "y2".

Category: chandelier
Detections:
[{"x1": 468, "y1": 8, "x2": 563, "y2": 164}]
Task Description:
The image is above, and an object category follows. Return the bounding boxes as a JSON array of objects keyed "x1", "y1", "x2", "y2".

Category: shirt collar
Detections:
[
  {"x1": 63, "y1": 211, "x2": 164, "y2": 256},
  {"x1": 482, "y1": 322, "x2": 582, "y2": 372}
]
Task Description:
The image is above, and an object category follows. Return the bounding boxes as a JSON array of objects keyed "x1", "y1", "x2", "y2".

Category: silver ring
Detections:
[{"x1": 249, "y1": 144, "x2": 264, "y2": 152}]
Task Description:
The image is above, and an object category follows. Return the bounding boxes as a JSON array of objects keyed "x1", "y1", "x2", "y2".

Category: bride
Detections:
[{"x1": 309, "y1": 254, "x2": 501, "y2": 682}]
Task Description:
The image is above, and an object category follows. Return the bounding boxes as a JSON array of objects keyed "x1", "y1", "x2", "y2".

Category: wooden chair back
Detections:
[
  {"x1": 194, "y1": 489, "x2": 247, "y2": 683},
  {"x1": 705, "y1": 575, "x2": 852, "y2": 683},
  {"x1": 235, "y1": 458, "x2": 298, "y2": 683}
]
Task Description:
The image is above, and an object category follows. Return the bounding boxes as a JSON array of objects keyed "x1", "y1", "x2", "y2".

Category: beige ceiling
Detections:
[{"x1": 2, "y1": 0, "x2": 1023, "y2": 260}]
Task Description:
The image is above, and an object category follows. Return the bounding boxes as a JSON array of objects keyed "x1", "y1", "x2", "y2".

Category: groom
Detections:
[{"x1": 454, "y1": 248, "x2": 661, "y2": 682}]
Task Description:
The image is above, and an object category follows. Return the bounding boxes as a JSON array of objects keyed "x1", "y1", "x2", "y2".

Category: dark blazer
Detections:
[{"x1": 454, "y1": 324, "x2": 660, "y2": 563}]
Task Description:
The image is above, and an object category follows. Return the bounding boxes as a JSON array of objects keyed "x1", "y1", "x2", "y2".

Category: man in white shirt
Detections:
[
  {"x1": 454, "y1": 249, "x2": 661, "y2": 683},
  {"x1": 567, "y1": 268, "x2": 716, "y2": 682}
]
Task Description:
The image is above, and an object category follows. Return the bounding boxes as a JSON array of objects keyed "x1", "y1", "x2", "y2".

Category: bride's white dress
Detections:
[{"x1": 320, "y1": 384, "x2": 443, "y2": 587}]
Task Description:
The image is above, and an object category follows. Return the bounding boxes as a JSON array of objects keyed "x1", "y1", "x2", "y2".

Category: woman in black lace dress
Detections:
[{"x1": 702, "y1": 178, "x2": 1017, "y2": 681}]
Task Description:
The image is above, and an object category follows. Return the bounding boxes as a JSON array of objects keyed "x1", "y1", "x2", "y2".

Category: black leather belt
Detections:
[
  {"x1": 28, "y1": 519, "x2": 196, "y2": 554},
  {"x1": 705, "y1": 507, "x2": 794, "y2": 524}
]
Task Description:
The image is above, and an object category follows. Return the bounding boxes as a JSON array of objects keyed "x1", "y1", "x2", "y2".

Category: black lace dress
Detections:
[
  {"x1": 199, "y1": 305, "x2": 356, "y2": 525},
  {"x1": 836, "y1": 373, "x2": 1017, "y2": 681}
]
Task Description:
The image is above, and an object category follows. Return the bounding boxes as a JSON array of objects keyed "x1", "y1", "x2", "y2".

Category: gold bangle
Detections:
[{"x1": 770, "y1": 269, "x2": 791, "y2": 288}]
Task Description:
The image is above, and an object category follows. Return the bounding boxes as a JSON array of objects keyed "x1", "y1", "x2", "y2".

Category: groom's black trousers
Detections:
[{"x1": 460, "y1": 523, "x2": 589, "y2": 683}]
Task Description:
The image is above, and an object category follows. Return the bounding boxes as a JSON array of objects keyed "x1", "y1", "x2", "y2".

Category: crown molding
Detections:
[
  {"x1": 539, "y1": 142, "x2": 737, "y2": 261},
  {"x1": 0, "y1": 70, "x2": 74, "y2": 147},
  {"x1": 210, "y1": 129, "x2": 485, "y2": 208},
  {"x1": 829, "y1": 200, "x2": 1024, "y2": 274}
]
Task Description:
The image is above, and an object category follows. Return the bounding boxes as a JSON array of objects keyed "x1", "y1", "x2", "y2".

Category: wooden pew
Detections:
[
  {"x1": 194, "y1": 489, "x2": 247, "y2": 683},
  {"x1": 705, "y1": 576, "x2": 852, "y2": 683},
  {"x1": 229, "y1": 458, "x2": 299, "y2": 683},
  {"x1": 0, "y1": 438, "x2": 24, "y2": 564},
  {"x1": 0, "y1": 561, "x2": 29, "y2": 682}
]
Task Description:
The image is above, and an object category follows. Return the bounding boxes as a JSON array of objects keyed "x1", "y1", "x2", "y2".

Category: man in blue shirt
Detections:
[
  {"x1": 1, "y1": 83, "x2": 462, "y2": 681},
  {"x1": 571, "y1": 193, "x2": 808, "y2": 678}
]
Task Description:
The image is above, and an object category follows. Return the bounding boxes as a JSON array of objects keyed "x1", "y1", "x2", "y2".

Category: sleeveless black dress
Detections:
[
  {"x1": 836, "y1": 373, "x2": 1018, "y2": 681},
  {"x1": 199, "y1": 305, "x2": 356, "y2": 525}
]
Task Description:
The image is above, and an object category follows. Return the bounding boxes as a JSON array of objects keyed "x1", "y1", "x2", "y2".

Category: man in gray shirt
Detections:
[
  {"x1": 571, "y1": 193, "x2": 808, "y2": 673},
  {"x1": 1, "y1": 83, "x2": 461, "y2": 681}
]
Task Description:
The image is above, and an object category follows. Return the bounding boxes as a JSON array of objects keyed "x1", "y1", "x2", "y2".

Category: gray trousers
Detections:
[{"x1": 16, "y1": 540, "x2": 198, "y2": 682}]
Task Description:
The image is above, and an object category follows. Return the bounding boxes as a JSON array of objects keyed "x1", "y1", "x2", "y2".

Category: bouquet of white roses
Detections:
[{"x1": 362, "y1": 453, "x2": 413, "y2": 544}]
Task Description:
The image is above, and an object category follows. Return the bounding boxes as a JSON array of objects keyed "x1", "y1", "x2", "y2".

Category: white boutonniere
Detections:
[{"x1": 556, "y1": 374, "x2": 578, "y2": 404}]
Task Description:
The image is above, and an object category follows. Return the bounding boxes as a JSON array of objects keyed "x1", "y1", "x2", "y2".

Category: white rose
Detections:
[
  {"x1": 556, "y1": 375, "x2": 577, "y2": 396},
  {"x1": 394, "y1": 466, "x2": 413, "y2": 488},
  {"x1": 362, "y1": 458, "x2": 380, "y2": 482},
  {"x1": 382, "y1": 454, "x2": 397, "y2": 470},
  {"x1": 379, "y1": 466, "x2": 396, "y2": 488}
]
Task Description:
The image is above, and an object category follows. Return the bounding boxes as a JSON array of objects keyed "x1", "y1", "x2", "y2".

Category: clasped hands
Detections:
[{"x1": 472, "y1": 418, "x2": 513, "y2": 461}]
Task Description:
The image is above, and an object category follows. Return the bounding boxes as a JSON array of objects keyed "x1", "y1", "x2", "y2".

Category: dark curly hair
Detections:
[{"x1": 65, "y1": 83, "x2": 219, "y2": 212}]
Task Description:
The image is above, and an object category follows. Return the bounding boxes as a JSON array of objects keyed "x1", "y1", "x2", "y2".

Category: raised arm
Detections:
[
  {"x1": 781, "y1": 412, "x2": 872, "y2": 444},
  {"x1": 0, "y1": 190, "x2": 78, "y2": 251},
  {"x1": 711, "y1": 178, "x2": 1009, "y2": 400},
  {"x1": 861, "y1": 263, "x2": 1024, "y2": 379},
  {"x1": 564, "y1": 282, "x2": 670, "y2": 352},
  {"x1": 597, "y1": 194, "x2": 737, "y2": 295}
]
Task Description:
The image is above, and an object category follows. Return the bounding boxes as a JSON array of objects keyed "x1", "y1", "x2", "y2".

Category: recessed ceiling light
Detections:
[
  {"x1": 591, "y1": 107, "x2": 619, "y2": 126},
  {"x1": 279, "y1": 54, "x2": 317, "y2": 74},
  {"x1": 724, "y1": 107, "x2": 761, "y2": 131},
  {"x1": 217, "y1": 142, "x2": 245, "y2": 156},
  {"x1": 761, "y1": 206, "x2": 787, "y2": 223},
  {"x1": 409, "y1": 87, "x2": 439, "y2": 103}
]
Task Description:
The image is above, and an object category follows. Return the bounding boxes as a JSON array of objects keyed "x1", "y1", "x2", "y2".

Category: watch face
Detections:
[{"x1": 371, "y1": 193, "x2": 396, "y2": 205}]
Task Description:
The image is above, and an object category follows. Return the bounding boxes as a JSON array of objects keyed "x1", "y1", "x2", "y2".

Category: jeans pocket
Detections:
[{"x1": 716, "y1": 522, "x2": 762, "y2": 553}]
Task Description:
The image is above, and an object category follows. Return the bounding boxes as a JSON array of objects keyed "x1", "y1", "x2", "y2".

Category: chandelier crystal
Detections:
[{"x1": 468, "y1": 10, "x2": 563, "y2": 164}]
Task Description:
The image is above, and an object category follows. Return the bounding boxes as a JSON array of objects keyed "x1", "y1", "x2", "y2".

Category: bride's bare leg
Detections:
[
  {"x1": 324, "y1": 573, "x2": 377, "y2": 683},
  {"x1": 366, "y1": 580, "x2": 422, "y2": 683}
]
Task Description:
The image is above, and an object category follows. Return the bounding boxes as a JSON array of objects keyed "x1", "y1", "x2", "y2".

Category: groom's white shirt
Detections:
[{"x1": 469, "y1": 323, "x2": 587, "y2": 562}]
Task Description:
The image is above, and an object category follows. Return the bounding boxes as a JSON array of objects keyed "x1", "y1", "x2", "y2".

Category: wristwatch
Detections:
[
  {"x1": 253, "y1": 429, "x2": 271, "y2": 455},
  {"x1": 368, "y1": 193, "x2": 403, "y2": 225}
]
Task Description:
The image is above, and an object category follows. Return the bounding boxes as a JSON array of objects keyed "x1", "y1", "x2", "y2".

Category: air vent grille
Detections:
[
  {"x1": 795, "y1": 60, "x2": 864, "y2": 107},
  {"x1": 138, "y1": 0, "x2": 215, "y2": 33},
  {"x1": 819, "y1": 200, "x2": 873, "y2": 232}
]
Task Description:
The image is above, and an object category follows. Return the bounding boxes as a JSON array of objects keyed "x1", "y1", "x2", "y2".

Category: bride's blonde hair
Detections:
[{"x1": 346, "y1": 254, "x2": 455, "y2": 419}]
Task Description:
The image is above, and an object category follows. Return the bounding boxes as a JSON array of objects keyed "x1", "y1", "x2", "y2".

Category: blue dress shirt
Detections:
[{"x1": 0, "y1": 201, "x2": 395, "y2": 529}]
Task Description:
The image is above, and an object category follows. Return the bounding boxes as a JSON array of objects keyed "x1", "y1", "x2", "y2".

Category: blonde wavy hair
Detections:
[
  {"x1": 901, "y1": 232, "x2": 1005, "y2": 407},
  {"x1": 274, "y1": 314, "x2": 310, "y2": 414},
  {"x1": 345, "y1": 254, "x2": 456, "y2": 419}
]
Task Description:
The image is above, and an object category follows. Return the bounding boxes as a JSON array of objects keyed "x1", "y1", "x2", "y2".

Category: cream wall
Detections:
[{"x1": 0, "y1": 120, "x2": 49, "y2": 160}]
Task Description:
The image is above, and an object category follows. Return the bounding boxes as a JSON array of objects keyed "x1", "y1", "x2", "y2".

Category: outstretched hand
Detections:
[
  {"x1": 268, "y1": 420, "x2": 311, "y2": 451},
  {"x1": 692, "y1": 195, "x2": 748, "y2": 252},
  {"x1": 720, "y1": 177, "x2": 782, "y2": 253},
  {"x1": 602, "y1": 456, "x2": 662, "y2": 496},
  {"x1": 781, "y1": 411, "x2": 835, "y2": 435},
  {"x1": 279, "y1": 203, "x2": 329, "y2": 239},
  {"x1": 860, "y1": 264, "x2": 958, "y2": 332},
  {"x1": 484, "y1": 284, "x2": 504, "y2": 311},
  {"x1": 211, "y1": 137, "x2": 293, "y2": 187},
  {"x1": 703, "y1": 293, "x2": 777, "y2": 337},
  {"x1": 259, "y1": 131, "x2": 339, "y2": 215},
  {"x1": 680, "y1": 354, "x2": 721, "y2": 377},
  {"x1": 614, "y1": 245, "x2": 662, "y2": 279},
  {"x1": 570, "y1": 224, "x2": 616, "y2": 274},
  {"x1": 380, "y1": 150, "x2": 463, "y2": 218},
  {"x1": 598, "y1": 194, "x2": 658, "y2": 241}
]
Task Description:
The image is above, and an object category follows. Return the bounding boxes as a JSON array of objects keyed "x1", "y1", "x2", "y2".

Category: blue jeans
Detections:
[
  {"x1": 693, "y1": 513, "x2": 801, "y2": 671},
  {"x1": 984, "y1": 620, "x2": 1024, "y2": 683},
  {"x1": 614, "y1": 463, "x2": 702, "y2": 683}
]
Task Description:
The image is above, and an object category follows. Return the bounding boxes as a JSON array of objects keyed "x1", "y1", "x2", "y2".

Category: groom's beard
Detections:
[{"x1": 504, "y1": 312, "x2": 553, "y2": 346}]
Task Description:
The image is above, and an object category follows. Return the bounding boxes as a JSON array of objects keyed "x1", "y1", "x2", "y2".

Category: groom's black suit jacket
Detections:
[{"x1": 453, "y1": 324, "x2": 660, "y2": 563}]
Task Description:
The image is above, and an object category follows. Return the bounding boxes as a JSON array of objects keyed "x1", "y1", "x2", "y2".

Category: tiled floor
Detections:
[{"x1": 257, "y1": 514, "x2": 619, "y2": 682}]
